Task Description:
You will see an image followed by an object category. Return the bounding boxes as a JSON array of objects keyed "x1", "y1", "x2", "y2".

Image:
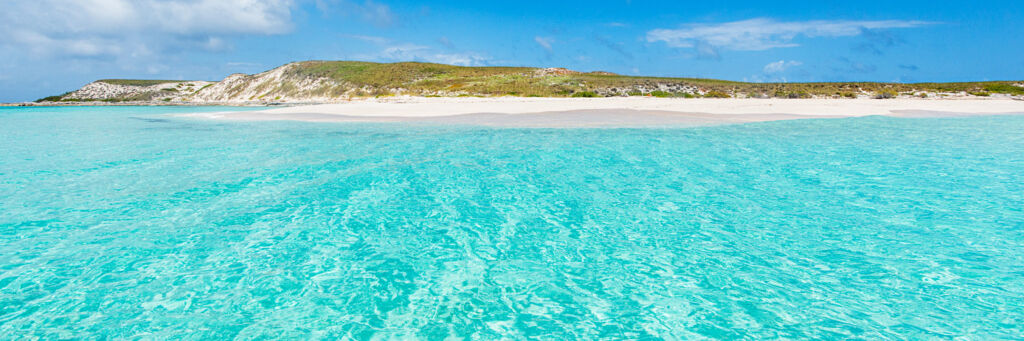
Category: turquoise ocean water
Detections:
[{"x1": 1, "y1": 106, "x2": 1023, "y2": 339}]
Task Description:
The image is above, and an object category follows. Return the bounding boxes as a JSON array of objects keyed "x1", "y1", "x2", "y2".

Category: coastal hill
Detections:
[{"x1": 36, "y1": 61, "x2": 1024, "y2": 104}]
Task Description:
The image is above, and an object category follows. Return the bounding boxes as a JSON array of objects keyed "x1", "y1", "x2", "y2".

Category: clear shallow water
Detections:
[{"x1": 1, "y1": 106, "x2": 1023, "y2": 339}]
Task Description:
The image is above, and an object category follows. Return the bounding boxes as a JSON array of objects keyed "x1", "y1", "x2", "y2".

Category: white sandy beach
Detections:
[{"x1": 192, "y1": 97, "x2": 1024, "y2": 127}]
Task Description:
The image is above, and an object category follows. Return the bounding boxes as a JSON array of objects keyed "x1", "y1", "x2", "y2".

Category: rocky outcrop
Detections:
[
  {"x1": 534, "y1": 68, "x2": 579, "y2": 76},
  {"x1": 56, "y1": 63, "x2": 401, "y2": 104},
  {"x1": 191, "y1": 64, "x2": 350, "y2": 103},
  {"x1": 63, "y1": 81, "x2": 214, "y2": 102},
  {"x1": 593, "y1": 83, "x2": 701, "y2": 97}
]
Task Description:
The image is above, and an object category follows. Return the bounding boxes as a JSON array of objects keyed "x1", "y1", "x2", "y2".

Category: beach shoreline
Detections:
[{"x1": 184, "y1": 97, "x2": 1024, "y2": 127}]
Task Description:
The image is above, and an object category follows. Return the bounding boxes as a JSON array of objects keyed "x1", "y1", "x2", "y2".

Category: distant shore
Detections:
[
  {"x1": 180, "y1": 97, "x2": 1024, "y2": 128},
  {"x1": 0, "y1": 102, "x2": 275, "y2": 107}
]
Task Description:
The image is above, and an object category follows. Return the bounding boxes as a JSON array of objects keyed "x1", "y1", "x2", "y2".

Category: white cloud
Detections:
[
  {"x1": 428, "y1": 53, "x2": 491, "y2": 67},
  {"x1": 763, "y1": 60, "x2": 803, "y2": 74},
  {"x1": 4, "y1": 0, "x2": 295, "y2": 36},
  {"x1": 344, "y1": 34, "x2": 392, "y2": 44},
  {"x1": 0, "y1": 0, "x2": 296, "y2": 58},
  {"x1": 647, "y1": 18, "x2": 931, "y2": 52},
  {"x1": 534, "y1": 36, "x2": 555, "y2": 53},
  {"x1": 360, "y1": 44, "x2": 491, "y2": 66}
]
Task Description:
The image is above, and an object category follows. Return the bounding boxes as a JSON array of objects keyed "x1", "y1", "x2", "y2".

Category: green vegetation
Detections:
[
  {"x1": 703, "y1": 91, "x2": 731, "y2": 98},
  {"x1": 288, "y1": 61, "x2": 536, "y2": 89},
  {"x1": 35, "y1": 95, "x2": 66, "y2": 103},
  {"x1": 37, "y1": 61, "x2": 1024, "y2": 102},
  {"x1": 776, "y1": 91, "x2": 812, "y2": 99},
  {"x1": 875, "y1": 91, "x2": 897, "y2": 99},
  {"x1": 983, "y1": 83, "x2": 1024, "y2": 95},
  {"x1": 571, "y1": 91, "x2": 599, "y2": 97}
]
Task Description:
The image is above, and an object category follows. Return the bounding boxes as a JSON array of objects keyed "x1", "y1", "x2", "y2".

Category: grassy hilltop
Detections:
[
  {"x1": 39, "y1": 61, "x2": 1024, "y2": 103},
  {"x1": 281, "y1": 61, "x2": 1024, "y2": 98}
]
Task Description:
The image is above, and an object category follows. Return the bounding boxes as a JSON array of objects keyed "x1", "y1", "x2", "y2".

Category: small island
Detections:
[{"x1": 15, "y1": 61, "x2": 1022, "y2": 127}]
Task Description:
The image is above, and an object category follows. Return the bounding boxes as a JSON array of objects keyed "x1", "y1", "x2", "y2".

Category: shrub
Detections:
[
  {"x1": 627, "y1": 91, "x2": 643, "y2": 96},
  {"x1": 969, "y1": 91, "x2": 991, "y2": 97},
  {"x1": 777, "y1": 91, "x2": 811, "y2": 99},
  {"x1": 35, "y1": 95, "x2": 64, "y2": 103},
  {"x1": 874, "y1": 91, "x2": 897, "y2": 99},
  {"x1": 650, "y1": 91, "x2": 673, "y2": 98},
  {"x1": 983, "y1": 83, "x2": 1024, "y2": 95},
  {"x1": 841, "y1": 92, "x2": 857, "y2": 98},
  {"x1": 571, "y1": 91, "x2": 599, "y2": 98},
  {"x1": 703, "y1": 91, "x2": 731, "y2": 98}
]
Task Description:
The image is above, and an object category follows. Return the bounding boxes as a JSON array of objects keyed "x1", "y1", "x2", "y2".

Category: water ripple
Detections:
[{"x1": 0, "y1": 108, "x2": 1022, "y2": 338}]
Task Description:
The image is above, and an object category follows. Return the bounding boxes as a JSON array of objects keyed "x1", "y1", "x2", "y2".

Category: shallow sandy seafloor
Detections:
[{"x1": 186, "y1": 97, "x2": 1024, "y2": 128}]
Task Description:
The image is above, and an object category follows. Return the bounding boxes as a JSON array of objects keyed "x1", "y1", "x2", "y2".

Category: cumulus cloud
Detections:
[
  {"x1": 5, "y1": 0, "x2": 295, "y2": 35},
  {"x1": 763, "y1": 60, "x2": 803, "y2": 74},
  {"x1": 647, "y1": 18, "x2": 931, "y2": 52},
  {"x1": 359, "y1": 44, "x2": 491, "y2": 66},
  {"x1": 0, "y1": 0, "x2": 296, "y2": 58}
]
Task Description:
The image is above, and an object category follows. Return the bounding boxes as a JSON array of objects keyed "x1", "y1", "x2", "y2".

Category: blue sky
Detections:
[{"x1": 2, "y1": 0, "x2": 1023, "y2": 102}]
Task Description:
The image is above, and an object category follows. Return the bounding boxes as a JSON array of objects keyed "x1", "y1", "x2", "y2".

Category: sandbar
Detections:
[{"x1": 187, "y1": 97, "x2": 1024, "y2": 127}]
